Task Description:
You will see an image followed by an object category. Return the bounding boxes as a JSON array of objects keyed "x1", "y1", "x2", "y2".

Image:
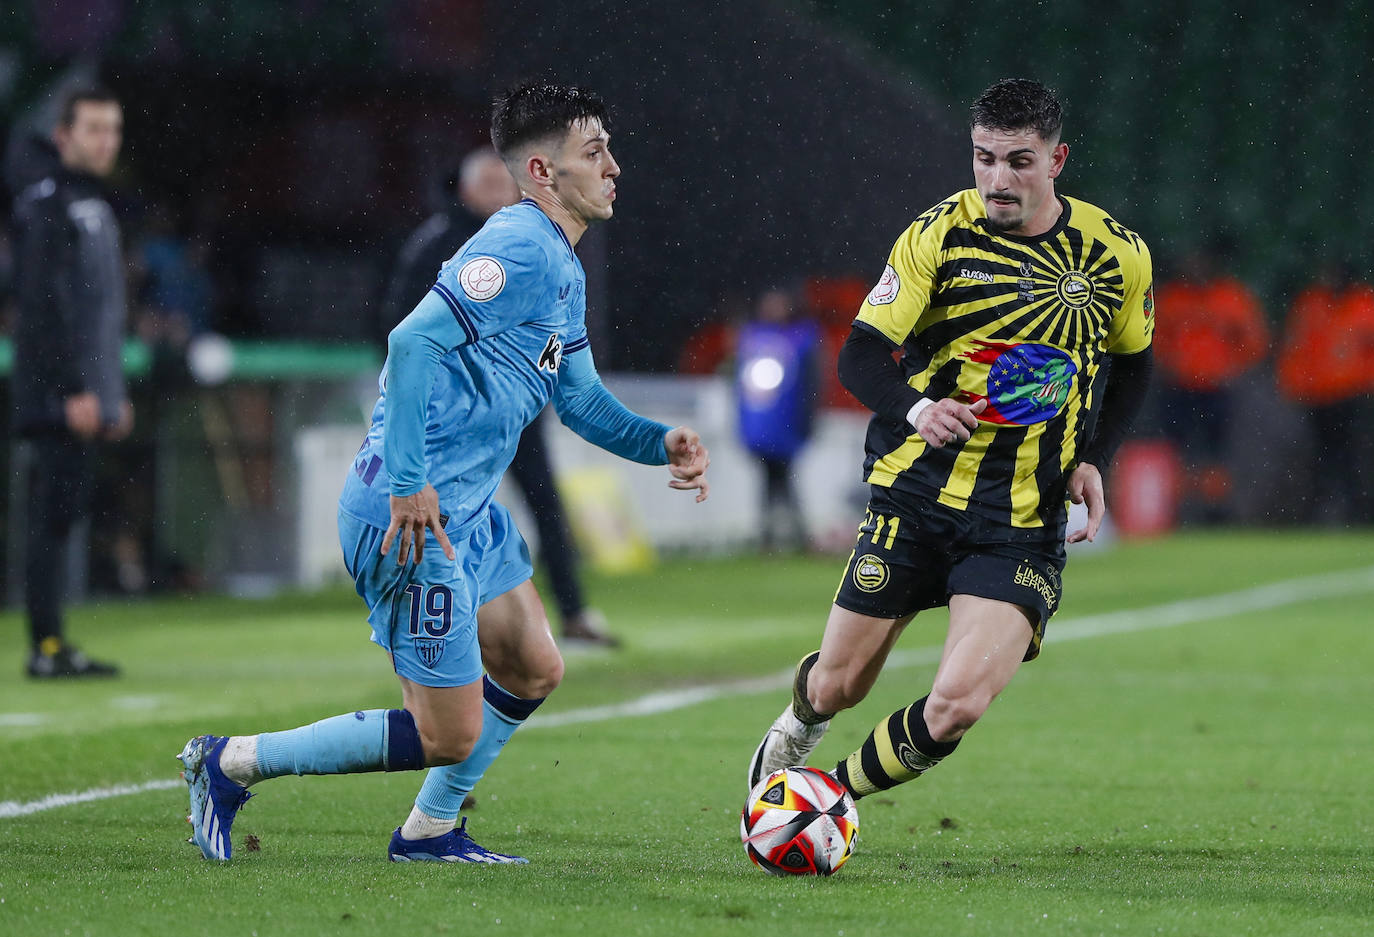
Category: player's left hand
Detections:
[
  {"x1": 1066, "y1": 462, "x2": 1104, "y2": 543},
  {"x1": 664, "y1": 426, "x2": 710, "y2": 502}
]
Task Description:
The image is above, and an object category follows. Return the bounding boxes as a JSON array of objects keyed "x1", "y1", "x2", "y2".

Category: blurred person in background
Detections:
[
  {"x1": 734, "y1": 285, "x2": 820, "y2": 552},
  {"x1": 1152, "y1": 237, "x2": 1269, "y2": 522},
  {"x1": 1277, "y1": 260, "x2": 1374, "y2": 524},
  {"x1": 381, "y1": 146, "x2": 617, "y2": 646},
  {"x1": 9, "y1": 86, "x2": 130, "y2": 678}
]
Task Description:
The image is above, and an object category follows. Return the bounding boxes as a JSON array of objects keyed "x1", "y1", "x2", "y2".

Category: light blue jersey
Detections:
[{"x1": 338, "y1": 199, "x2": 670, "y2": 686}]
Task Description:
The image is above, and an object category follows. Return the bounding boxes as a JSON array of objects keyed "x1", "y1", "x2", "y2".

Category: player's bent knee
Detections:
[{"x1": 524, "y1": 652, "x2": 564, "y2": 699}]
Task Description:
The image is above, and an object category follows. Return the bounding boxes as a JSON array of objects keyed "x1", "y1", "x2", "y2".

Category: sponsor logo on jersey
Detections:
[
  {"x1": 853, "y1": 554, "x2": 889, "y2": 592},
  {"x1": 458, "y1": 257, "x2": 506, "y2": 302},
  {"x1": 962, "y1": 340, "x2": 1078, "y2": 425},
  {"x1": 1143, "y1": 283, "x2": 1155, "y2": 318},
  {"x1": 1020, "y1": 260, "x2": 1035, "y2": 277},
  {"x1": 414, "y1": 638, "x2": 445, "y2": 669},
  {"x1": 1055, "y1": 270, "x2": 1095, "y2": 309},
  {"x1": 867, "y1": 265, "x2": 900, "y2": 305},
  {"x1": 958, "y1": 268, "x2": 996, "y2": 284},
  {"x1": 538, "y1": 333, "x2": 564, "y2": 372}
]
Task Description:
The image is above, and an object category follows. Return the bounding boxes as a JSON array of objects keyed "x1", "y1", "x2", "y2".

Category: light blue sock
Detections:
[
  {"x1": 256, "y1": 709, "x2": 425, "y2": 779},
  {"x1": 414, "y1": 676, "x2": 544, "y2": 820}
]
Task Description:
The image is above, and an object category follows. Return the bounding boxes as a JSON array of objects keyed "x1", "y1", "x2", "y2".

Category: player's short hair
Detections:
[
  {"x1": 969, "y1": 79, "x2": 1063, "y2": 143},
  {"x1": 490, "y1": 82, "x2": 611, "y2": 159},
  {"x1": 58, "y1": 86, "x2": 119, "y2": 128}
]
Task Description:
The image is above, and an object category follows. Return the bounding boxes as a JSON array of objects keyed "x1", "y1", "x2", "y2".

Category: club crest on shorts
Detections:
[
  {"x1": 853, "y1": 554, "x2": 889, "y2": 592},
  {"x1": 414, "y1": 638, "x2": 445, "y2": 669},
  {"x1": 458, "y1": 256, "x2": 506, "y2": 302}
]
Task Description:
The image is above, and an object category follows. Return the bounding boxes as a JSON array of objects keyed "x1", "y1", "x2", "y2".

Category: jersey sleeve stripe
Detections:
[
  {"x1": 430, "y1": 283, "x2": 480, "y2": 346},
  {"x1": 563, "y1": 336, "x2": 590, "y2": 354}
]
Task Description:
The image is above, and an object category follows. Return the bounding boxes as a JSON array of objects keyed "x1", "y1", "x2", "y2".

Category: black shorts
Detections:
[{"x1": 832, "y1": 489, "x2": 1066, "y2": 661}]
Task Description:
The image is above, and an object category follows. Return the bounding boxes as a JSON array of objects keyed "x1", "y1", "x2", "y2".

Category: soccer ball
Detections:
[{"x1": 740, "y1": 766, "x2": 859, "y2": 876}]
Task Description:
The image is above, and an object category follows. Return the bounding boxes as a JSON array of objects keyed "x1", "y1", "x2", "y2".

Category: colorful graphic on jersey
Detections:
[{"x1": 963, "y1": 340, "x2": 1078, "y2": 425}]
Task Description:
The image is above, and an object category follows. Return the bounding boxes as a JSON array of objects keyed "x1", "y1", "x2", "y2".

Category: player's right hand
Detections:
[
  {"x1": 664, "y1": 426, "x2": 710, "y2": 502},
  {"x1": 914, "y1": 397, "x2": 986, "y2": 448},
  {"x1": 382, "y1": 484, "x2": 456, "y2": 566}
]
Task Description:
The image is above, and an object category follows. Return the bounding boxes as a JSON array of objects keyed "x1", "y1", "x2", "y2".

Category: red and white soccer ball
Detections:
[{"x1": 740, "y1": 766, "x2": 859, "y2": 876}]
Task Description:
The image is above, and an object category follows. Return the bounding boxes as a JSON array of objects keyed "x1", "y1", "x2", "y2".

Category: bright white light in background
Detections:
[
  {"x1": 187, "y1": 332, "x2": 235, "y2": 385},
  {"x1": 744, "y1": 356, "x2": 785, "y2": 392}
]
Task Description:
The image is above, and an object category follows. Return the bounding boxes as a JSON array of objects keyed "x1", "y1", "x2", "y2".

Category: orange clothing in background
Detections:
[
  {"x1": 1277, "y1": 283, "x2": 1374, "y2": 405},
  {"x1": 1153, "y1": 277, "x2": 1270, "y2": 391}
]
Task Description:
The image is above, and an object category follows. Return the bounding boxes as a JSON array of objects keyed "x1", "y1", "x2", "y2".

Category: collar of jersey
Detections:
[
  {"x1": 978, "y1": 194, "x2": 1072, "y2": 244},
  {"x1": 518, "y1": 198, "x2": 575, "y2": 259}
]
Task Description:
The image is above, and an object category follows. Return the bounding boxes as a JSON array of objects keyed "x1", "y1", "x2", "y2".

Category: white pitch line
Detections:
[
  {"x1": 526, "y1": 563, "x2": 1374, "y2": 729},
  {"x1": 5, "y1": 563, "x2": 1373, "y2": 819},
  {"x1": 0, "y1": 779, "x2": 184, "y2": 819}
]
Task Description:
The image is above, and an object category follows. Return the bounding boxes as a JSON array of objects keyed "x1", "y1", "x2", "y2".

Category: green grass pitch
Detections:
[{"x1": 1, "y1": 530, "x2": 1372, "y2": 936}]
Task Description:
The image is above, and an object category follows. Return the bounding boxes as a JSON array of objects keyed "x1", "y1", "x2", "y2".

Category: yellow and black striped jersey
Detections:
[{"x1": 854, "y1": 188, "x2": 1154, "y2": 528}]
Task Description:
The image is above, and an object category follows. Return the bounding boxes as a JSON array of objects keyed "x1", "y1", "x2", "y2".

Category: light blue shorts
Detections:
[{"x1": 337, "y1": 502, "x2": 533, "y2": 688}]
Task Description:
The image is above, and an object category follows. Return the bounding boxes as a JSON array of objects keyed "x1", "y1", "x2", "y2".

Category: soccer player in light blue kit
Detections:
[{"x1": 177, "y1": 83, "x2": 711, "y2": 863}]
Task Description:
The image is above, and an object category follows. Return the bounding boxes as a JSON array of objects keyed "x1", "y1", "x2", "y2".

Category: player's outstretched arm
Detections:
[
  {"x1": 664, "y1": 427, "x2": 710, "y2": 502},
  {"x1": 382, "y1": 483, "x2": 456, "y2": 566},
  {"x1": 553, "y1": 345, "x2": 710, "y2": 501}
]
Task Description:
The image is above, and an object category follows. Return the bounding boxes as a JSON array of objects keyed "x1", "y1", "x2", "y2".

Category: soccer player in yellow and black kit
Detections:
[{"x1": 748, "y1": 79, "x2": 1155, "y2": 804}]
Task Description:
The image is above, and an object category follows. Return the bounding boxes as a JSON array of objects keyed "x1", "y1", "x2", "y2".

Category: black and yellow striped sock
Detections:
[
  {"x1": 833, "y1": 695, "x2": 959, "y2": 799},
  {"x1": 791, "y1": 651, "x2": 835, "y2": 726}
]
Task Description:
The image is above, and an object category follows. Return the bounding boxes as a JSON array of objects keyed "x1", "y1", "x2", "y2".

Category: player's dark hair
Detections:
[
  {"x1": 58, "y1": 86, "x2": 119, "y2": 128},
  {"x1": 969, "y1": 79, "x2": 1063, "y2": 142},
  {"x1": 490, "y1": 81, "x2": 611, "y2": 158}
]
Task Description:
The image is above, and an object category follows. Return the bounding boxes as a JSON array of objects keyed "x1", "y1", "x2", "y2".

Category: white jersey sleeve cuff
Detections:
[{"x1": 906, "y1": 397, "x2": 934, "y2": 429}]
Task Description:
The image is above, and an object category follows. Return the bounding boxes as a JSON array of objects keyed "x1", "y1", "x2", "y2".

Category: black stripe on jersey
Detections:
[
  {"x1": 970, "y1": 421, "x2": 1030, "y2": 509},
  {"x1": 909, "y1": 300, "x2": 1031, "y2": 357},
  {"x1": 988, "y1": 295, "x2": 1062, "y2": 343},
  {"x1": 943, "y1": 225, "x2": 1042, "y2": 266},
  {"x1": 900, "y1": 343, "x2": 972, "y2": 399},
  {"x1": 1032, "y1": 403, "x2": 1070, "y2": 524},
  {"x1": 932, "y1": 282, "x2": 1023, "y2": 308},
  {"x1": 934, "y1": 256, "x2": 1023, "y2": 282}
]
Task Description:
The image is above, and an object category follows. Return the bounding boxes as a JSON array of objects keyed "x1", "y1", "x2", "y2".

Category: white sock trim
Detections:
[
  {"x1": 219, "y1": 736, "x2": 262, "y2": 787},
  {"x1": 401, "y1": 805, "x2": 457, "y2": 841}
]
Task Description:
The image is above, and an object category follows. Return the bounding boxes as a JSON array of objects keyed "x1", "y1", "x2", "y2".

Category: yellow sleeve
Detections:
[
  {"x1": 1106, "y1": 236, "x2": 1155, "y2": 354},
  {"x1": 854, "y1": 221, "x2": 938, "y2": 345}
]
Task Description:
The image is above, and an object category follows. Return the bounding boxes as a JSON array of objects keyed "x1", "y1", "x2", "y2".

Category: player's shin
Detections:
[
  {"x1": 246, "y1": 709, "x2": 425, "y2": 783},
  {"x1": 832, "y1": 695, "x2": 959, "y2": 799},
  {"x1": 405, "y1": 676, "x2": 544, "y2": 837},
  {"x1": 792, "y1": 650, "x2": 836, "y2": 726}
]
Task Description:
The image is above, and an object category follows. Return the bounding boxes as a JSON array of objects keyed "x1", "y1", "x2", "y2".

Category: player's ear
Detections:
[
  {"x1": 524, "y1": 151, "x2": 556, "y2": 190},
  {"x1": 1048, "y1": 142, "x2": 1069, "y2": 179}
]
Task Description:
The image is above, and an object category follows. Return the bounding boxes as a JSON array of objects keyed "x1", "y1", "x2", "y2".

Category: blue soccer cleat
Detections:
[
  {"x1": 387, "y1": 817, "x2": 528, "y2": 864},
  {"x1": 178, "y1": 734, "x2": 252, "y2": 861}
]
